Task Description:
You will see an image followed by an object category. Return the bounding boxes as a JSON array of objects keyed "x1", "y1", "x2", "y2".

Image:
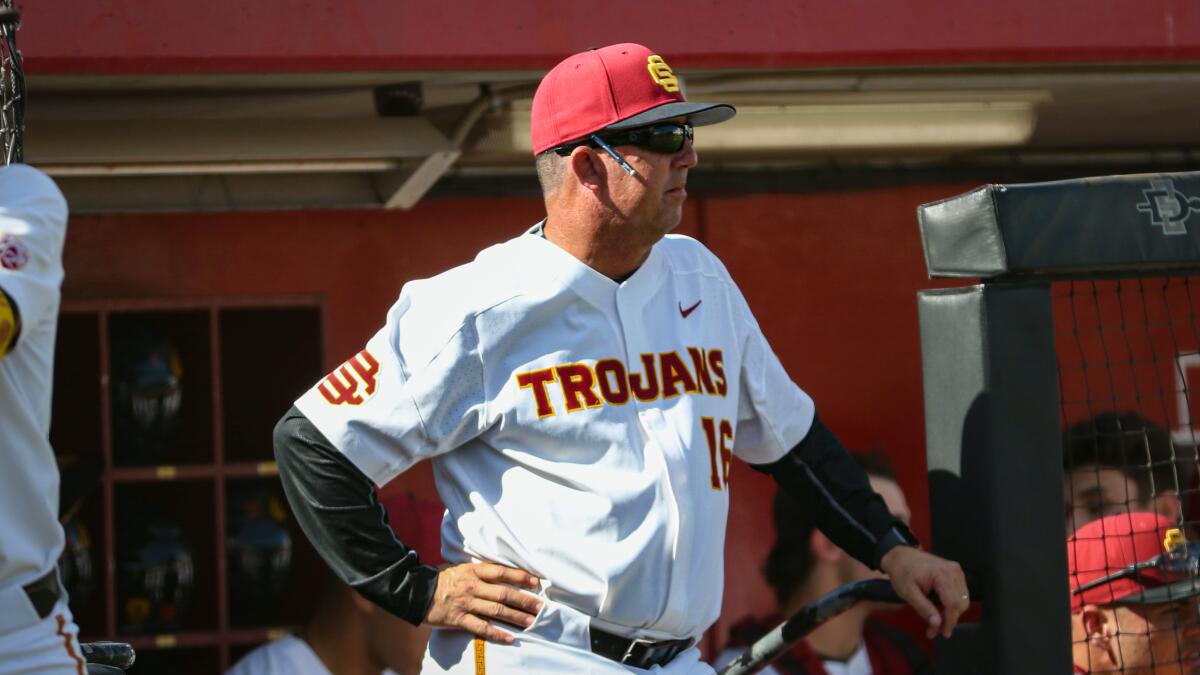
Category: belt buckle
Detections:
[{"x1": 620, "y1": 637, "x2": 658, "y2": 665}]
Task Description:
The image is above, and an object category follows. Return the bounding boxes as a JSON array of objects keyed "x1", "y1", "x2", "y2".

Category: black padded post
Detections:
[{"x1": 919, "y1": 283, "x2": 1071, "y2": 675}]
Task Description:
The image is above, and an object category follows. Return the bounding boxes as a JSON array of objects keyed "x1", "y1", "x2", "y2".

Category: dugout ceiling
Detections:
[{"x1": 16, "y1": 0, "x2": 1200, "y2": 212}]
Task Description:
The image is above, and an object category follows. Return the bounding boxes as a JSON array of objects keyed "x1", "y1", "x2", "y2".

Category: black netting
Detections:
[
  {"x1": 0, "y1": 0, "x2": 22, "y2": 166},
  {"x1": 1057, "y1": 275, "x2": 1200, "y2": 672}
]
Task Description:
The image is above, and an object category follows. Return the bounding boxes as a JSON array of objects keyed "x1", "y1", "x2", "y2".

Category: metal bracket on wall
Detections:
[{"x1": 374, "y1": 85, "x2": 497, "y2": 209}]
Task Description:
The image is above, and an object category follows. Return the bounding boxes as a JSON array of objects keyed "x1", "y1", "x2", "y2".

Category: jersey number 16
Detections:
[{"x1": 701, "y1": 417, "x2": 733, "y2": 491}]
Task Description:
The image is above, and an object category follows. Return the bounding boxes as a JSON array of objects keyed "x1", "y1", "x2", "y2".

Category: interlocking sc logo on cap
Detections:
[
  {"x1": 1165, "y1": 527, "x2": 1187, "y2": 552},
  {"x1": 646, "y1": 55, "x2": 679, "y2": 93}
]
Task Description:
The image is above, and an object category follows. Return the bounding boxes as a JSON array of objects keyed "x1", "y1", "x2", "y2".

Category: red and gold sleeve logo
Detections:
[{"x1": 318, "y1": 349, "x2": 380, "y2": 406}]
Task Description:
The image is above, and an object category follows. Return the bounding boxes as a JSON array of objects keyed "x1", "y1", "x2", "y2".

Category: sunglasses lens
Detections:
[
  {"x1": 586, "y1": 123, "x2": 693, "y2": 155},
  {"x1": 646, "y1": 124, "x2": 687, "y2": 153}
]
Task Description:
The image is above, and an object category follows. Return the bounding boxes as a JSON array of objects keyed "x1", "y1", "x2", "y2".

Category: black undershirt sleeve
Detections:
[
  {"x1": 273, "y1": 405, "x2": 439, "y2": 625},
  {"x1": 750, "y1": 414, "x2": 919, "y2": 569}
]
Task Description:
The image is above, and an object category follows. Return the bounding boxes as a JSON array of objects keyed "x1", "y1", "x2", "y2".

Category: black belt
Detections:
[
  {"x1": 589, "y1": 626, "x2": 693, "y2": 669},
  {"x1": 23, "y1": 569, "x2": 61, "y2": 620}
]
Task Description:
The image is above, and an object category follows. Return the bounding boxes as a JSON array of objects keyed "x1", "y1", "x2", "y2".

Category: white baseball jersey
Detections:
[
  {"x1": 0, "y1": 165, "x2": 81, "y2": 675},
  {"x1": 0, "y1": 164, "x2": 69, "y2": 592},
  {"x1": 297, "y1": 227, "x2": 815, "y2": 642},
  {"x1": 0, "y1": 598, "x2": 86, "y2": 675},
  {"x1": 226, "y1": 633, "x2": 400, "y2": 675}
]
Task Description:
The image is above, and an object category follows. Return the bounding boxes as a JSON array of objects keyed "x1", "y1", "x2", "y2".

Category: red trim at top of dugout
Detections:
[{"x1": 18, "y1": 0, "x2": 1200, "y2": 75}]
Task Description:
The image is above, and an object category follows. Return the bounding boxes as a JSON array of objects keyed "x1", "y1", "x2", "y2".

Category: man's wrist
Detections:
[{"x1": 874, "y1": 524, "x2": 920, "y2": 571}]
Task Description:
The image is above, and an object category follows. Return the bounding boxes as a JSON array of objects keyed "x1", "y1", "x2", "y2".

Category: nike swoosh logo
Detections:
[{"x1": 679, "y1": 300, "x2": 702, "y2": 318}]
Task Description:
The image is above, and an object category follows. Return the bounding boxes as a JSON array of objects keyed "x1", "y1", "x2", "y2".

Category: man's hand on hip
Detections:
[
  {"x1": 879, "y1": 546, "x2": 969, "y2": 640},
  {"x1": 425, "y1": 562, "x2": 545, "y2": 644}
]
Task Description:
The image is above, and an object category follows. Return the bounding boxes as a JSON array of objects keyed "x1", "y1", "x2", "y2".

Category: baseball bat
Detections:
[
  {"x1": 717, "y1": 578, "x2": 902, "y2": 675},
  {"x1": 80, "y1": 642, "x2": 136, "y2": 670}
]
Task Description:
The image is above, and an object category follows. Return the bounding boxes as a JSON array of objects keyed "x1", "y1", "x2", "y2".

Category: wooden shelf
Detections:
[
  {"x1": 223, "y1": 461, "x2": 279, "y2": 478},
  {"x1": 226, "y1": 626, "x2": 300, "y2": 646},
  {"x1": 123, "y1": 631, "x2": 221, "y2": 651},
  {"x1": 110, "y1": 465, "x2": 218, "y2": 482},
  {"x1": 52, "y1": 299, "x2": 325, "y2": 672},
  {"x1": 106, "y1": 462, "x2": 278, "y2": 482},
  {"x1": 115, "y1": 626, "x2": 300, "y2": 652}
]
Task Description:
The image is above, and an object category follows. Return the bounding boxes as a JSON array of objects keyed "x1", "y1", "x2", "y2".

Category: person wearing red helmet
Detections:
[{"x1": 1069, "y1": 513, "x2": 1200, "y2": 673}]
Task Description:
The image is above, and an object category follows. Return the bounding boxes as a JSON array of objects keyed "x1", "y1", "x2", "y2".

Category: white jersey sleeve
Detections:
[
  {"x1": 0, "y1": 164, "x2": 68, "y2": 336},
  {"x1": 295, "y1": 277, "x2": 488, "y2": 486}
]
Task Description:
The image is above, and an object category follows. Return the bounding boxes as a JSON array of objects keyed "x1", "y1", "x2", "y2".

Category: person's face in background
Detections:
[
  {"x1": 1075, "y1": 601, "x2": 1200, "y2": 674},
  {"x1": 1065, "y1": 466, "x2": 1146, "y2": 535},
  {"x1": 1064, "y1": 464, "x2": 1181, "y2": 536}
]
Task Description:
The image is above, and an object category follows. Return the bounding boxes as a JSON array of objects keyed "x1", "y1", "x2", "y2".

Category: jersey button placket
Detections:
[{"x1": 615, "y1": 282, "x2": 692, "y2": 631}]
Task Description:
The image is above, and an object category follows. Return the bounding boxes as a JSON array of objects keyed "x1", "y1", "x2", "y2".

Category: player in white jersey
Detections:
[
  {"x1": 275, "y1": 43, "x2": 969, "y2": 674},
  {"x1": 0, "y1": 164, "x2": 86, "y2": 674}
]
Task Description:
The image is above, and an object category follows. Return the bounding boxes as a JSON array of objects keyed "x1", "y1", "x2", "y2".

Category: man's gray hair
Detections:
[{"x1": 535, "y1": 150, "x2": 567, "y2": 195}]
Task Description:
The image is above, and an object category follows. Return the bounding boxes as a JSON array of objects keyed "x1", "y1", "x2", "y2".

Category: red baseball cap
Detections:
[
  {"x1": 530, "y1": 43, "x2": 736, "y2": 155},
  {"x1": 1068, "y1": 512, "x2": 1200, "y2": 611}
]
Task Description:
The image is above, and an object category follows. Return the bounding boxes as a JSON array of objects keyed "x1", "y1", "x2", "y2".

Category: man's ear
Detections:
[
  {"x1": 810, "y1": 530, "x2": 843, "y2": 563},
  {"x1": 569, "y1": 147, "x2": 606, "y2": 193},
  {"x1": 1153, "y1": 490, "x2": 1182, "y2": 524},
  {"x1": 349, "y1": 588, "x2": 377, "y2": 615},
  {"x1": 1080, "y1": 604, "x2": 1119, "y2": 667}
]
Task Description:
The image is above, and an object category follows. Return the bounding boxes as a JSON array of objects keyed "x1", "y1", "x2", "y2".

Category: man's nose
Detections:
[{"x1": 674, "y1": 137, "x2": 698, "y2": 169}]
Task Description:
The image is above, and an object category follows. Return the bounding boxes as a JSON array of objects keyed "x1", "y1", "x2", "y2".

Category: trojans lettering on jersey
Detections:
[{"x1": 515, "y1": 347, "x2": 726, "y2": 418}]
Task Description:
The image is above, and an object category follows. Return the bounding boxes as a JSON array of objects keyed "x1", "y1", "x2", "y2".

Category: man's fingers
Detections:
[
  {"x1": 476, "y1": 562, "x2": 541, "y2": 589},
  {"x1": 425, "y1": 562, "x2": 544, "y2": 643},
  {"x1": 470, "y1": 597, "x2": 538, "y2": 628},
  {"x1": 931, "y1": 568, "x2": 969, "y2": 638},
  {"x1": 897, "y1": 580, "x2": 942, "y2": 639},
  {"x1": 462, "y1": 614, "x2": 515, "y2": 645},
  {"x1": 477, "y1": 581, "x2": 545, "y2": 614}
]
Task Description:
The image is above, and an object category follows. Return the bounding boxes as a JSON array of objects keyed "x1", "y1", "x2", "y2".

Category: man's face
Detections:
[
  {"x1": 602, "y1": 120, "x2": 699, "y2": 243},
  {"x1": 1109, "y1": 601, "x2": 1200, "y2": 674},
  {"x1": 1065, "y1": 465, "x2": 1147, "y2": 535},
  {"x1": 836, "y1": 475, "x2": 912, "y2": 586}
]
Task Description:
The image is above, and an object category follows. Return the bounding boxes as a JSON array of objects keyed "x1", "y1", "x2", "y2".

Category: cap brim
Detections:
[
  {"x1": 1112, "y1": 577, "x2": 1200, "y2": 605},
  {"x1": 605, "y1": 101, "x2": 737, "y2": 131}
]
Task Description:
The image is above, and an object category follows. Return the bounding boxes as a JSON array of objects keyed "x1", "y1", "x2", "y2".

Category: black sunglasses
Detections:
[{"x1": 554, "y1": 122, "x2": 694, "y2": 157}]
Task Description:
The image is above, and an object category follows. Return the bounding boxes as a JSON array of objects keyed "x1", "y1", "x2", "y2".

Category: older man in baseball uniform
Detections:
[
  {"x1": 0, "y1": 164, "x2": 85, "y2": 674},
  {"x1": 274, "y1": 43, "x2": 968, "y2": 674}
]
